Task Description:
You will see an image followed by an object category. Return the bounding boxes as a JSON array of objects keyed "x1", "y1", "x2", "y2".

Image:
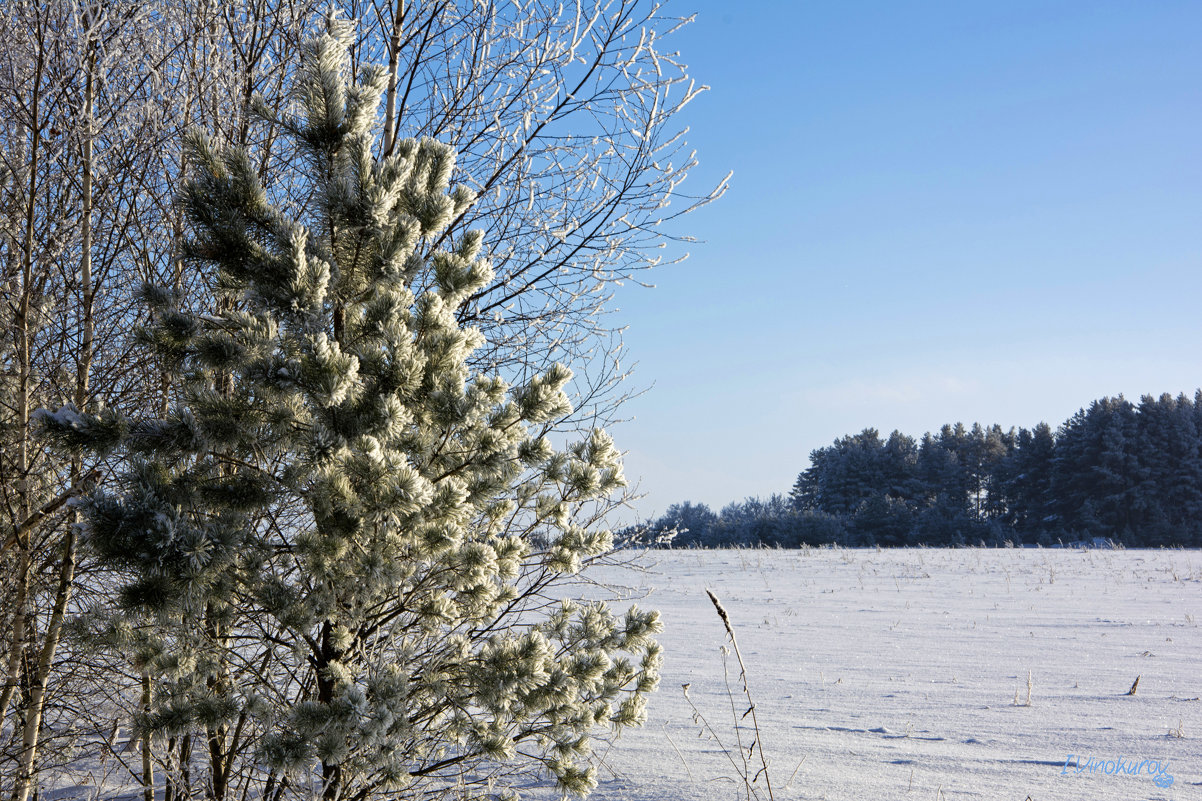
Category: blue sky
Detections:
[{"x1": 613, "y1": 1, "x2": 1202, "y2": 522}]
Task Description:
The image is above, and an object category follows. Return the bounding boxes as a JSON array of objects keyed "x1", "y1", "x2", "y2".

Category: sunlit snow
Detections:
[
  {"x1": 41, "y1": 547, "x2": 1199, "y2": 800},
  {"x1": 584, "y1": 547, "x2": 1200, "y2": 801}
]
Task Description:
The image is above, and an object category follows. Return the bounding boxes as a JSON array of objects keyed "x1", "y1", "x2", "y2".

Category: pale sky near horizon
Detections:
[{"x1": 611, "y1": 0, "x2": 1202, "y2": 523}]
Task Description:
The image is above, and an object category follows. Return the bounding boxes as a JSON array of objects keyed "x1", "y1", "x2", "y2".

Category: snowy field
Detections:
[
  {"x1": 585, "y1": 548, "x2": 1201, "y2": 801},
  {"x1": 41, "y1": 547, "x2": 1200, "y2": 800}
]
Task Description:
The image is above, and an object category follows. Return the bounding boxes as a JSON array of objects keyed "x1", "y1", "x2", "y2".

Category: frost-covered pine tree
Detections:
[{"x1": 40, "y1": 14, "x2": 660, "y2": 801}]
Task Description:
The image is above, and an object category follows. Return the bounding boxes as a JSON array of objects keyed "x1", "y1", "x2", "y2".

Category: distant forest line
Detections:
[{"x1": 626, "y1": 391, "x2": 1202, "y2": 549}]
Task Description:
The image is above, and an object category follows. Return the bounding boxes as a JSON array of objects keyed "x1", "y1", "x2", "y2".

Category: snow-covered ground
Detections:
[
  {"x1": 41, "y1": 547, "x2": 1200, "y2": 800},
  {"x1": 588, "y1": 547, "x2": 1201, "y2": 801}
]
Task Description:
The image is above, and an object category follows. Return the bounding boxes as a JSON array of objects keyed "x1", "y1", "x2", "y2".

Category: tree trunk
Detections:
[
  {"x1": 11, "y1": 523, "x2": 78, "y2": 801},
  {"x1": 10, "y1": 28, "x2": 95, "y2": 801},
  {"x1": 318, "y1": 620, "x2": 343, "y2": 801},
  {"x1": 0, "y1": 548, "x2": 31, "y2": 731},
  {"x1": 142, "y1": 672, "x2": 155, "y2": 801},
  {"x1": 381, "y1": 0, "x2": 405, "y2": 156},
  {"x1": 0, "y1": 33, "x2": 45, "y2": 740},
  {"x1": 204, "y1": 604, "x2": 229, "y2": 801}
]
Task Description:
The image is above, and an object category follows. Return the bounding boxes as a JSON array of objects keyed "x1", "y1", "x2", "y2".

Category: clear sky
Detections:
[{"x1": 613, "y1": 0, "x2": 1202, "y2": 522}]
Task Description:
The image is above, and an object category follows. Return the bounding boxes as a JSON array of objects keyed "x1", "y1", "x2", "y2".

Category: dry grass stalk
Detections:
[{"x1": 706, "y1": 588, "x2": 775, "y2": 801}]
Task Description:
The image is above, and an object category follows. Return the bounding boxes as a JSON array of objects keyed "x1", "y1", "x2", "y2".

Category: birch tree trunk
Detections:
[
  {"x1": 0, "y1": 21, "x2": 46, "y2": 741},
  {"x1": 9, "y1": 13, "x2": 95, "y2": 801}
]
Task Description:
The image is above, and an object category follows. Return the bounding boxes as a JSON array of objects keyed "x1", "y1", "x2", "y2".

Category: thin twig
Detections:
[{"x1": 661, "y1": 721, "x2": 695, "y2": 781}]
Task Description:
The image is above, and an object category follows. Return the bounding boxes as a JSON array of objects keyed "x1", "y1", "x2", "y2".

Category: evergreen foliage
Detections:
[
  {"x1": 40, "y1": 16, "x2": 659, "y2": 800},
  {"x1": 632, "y1": 391, "x2": 1202, "y2": 549}
]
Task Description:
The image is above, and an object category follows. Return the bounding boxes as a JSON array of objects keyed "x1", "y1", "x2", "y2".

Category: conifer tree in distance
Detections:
[{"x1": 40, "y1": 15, "x2": 659, "y2": 801}]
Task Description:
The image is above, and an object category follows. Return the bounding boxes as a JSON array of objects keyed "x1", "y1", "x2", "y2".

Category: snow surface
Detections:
[
  {"x1": 40, "y1": 548, "x2": 1201, "y2": 800},
  {"x1": 584, "y1": 548, "x2": 1202, "y2": 801}
]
